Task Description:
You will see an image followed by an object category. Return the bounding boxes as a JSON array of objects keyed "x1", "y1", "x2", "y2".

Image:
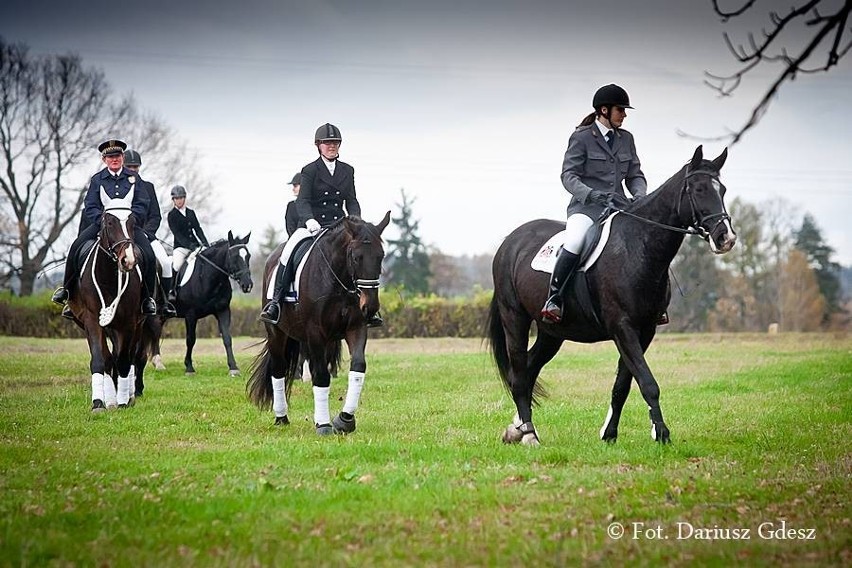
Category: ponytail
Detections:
[{"x1": 577, "y1": 111, "x2": 597, "y2": 128}]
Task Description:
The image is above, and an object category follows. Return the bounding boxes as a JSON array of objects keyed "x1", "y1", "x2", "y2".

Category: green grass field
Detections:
[{"x1": 0, "y1": 333, "x2": 849, "y2": 567}]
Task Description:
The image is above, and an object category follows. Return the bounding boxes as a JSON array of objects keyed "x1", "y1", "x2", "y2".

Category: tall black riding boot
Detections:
[
  {"x1": 260, "y1": 263, "x2": 288, "y2": 324},
  {"x1": 160, "y1": 277, "x2": 177, "y2": 317},
  {"x1": 540, "y1": 249, "x2": 581, "y2": 324}
]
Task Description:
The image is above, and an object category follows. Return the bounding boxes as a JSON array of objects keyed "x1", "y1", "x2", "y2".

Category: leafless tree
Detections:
[
  {"x1": 693, "y1": 0, "x2": 850, "y2": 143},
  {"x1": 0, "y1": 38, "x2": 216, "y2": 295}
]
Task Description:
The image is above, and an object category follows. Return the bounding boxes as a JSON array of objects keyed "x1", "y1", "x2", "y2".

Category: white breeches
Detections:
[
  {"x1": 560, "y1": 213, "x2": 594, "y2": 254},
  {"x1": 151, "y1": 240, "x2": 172, "y2": 278},
  {"x1": 279, "y1": 228, "x2": 313, "y2": 266},
  {"x1": 173, "y1": 247, "x2": 191, "y2": 272}
]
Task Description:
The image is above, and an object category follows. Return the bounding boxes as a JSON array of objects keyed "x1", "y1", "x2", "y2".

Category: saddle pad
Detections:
[
  {"x1": 530, "y1": 212, "x2": 620, "y2": 274},
  {"x1": 178, "y1": 249, "x2": 202, "y2": 287},
  {"x1": 265, "y1": 236, "x2": 319, "y2": 301}
]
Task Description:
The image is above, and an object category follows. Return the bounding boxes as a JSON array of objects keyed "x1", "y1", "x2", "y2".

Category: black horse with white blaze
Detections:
[
  {"x1": 486, "y1": 146, "x2": 736, "y2": 445},
  {"x1": 171, "y1": 231, "x2": 253, "y2": 376}
]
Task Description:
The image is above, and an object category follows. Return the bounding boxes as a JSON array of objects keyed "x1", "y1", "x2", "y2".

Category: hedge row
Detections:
[{"x1": 0, "y1": 291, "x2": 494, "y2": 339}]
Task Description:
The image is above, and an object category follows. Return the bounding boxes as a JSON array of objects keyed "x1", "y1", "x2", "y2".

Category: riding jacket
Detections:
[
  {"x1": 168, "y1": 207, "x2": 209, "y2": 250},
  {"x1": 296, "y1": 157, "x2": 361, "y2": 227},
  {"x1": 561, "y1": 123, "x2": 647, "y2": 216},
  {"x1": 82, "y1": 167, "x2": 150, "y2": 230},
  {"x1": 285, "y1": 200, "x2": 299, "y2": 237},
  {"x1": 138, "y1": 177, "x2": 162, "y2": 241}
]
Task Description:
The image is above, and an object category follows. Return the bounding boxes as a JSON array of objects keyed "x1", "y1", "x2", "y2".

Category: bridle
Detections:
[
  {"x1": 613, "y1": 168, "x2": 731, "y2": 241},
  {"x1": 197, "y1": 243, "x2": 252, "y2": 283},
  {"x1": 315, "y1": 227, "x2": 383, "y2": 297},
  {"x1": 98, "y1": 207, "x2": 134, "y2": 262}
]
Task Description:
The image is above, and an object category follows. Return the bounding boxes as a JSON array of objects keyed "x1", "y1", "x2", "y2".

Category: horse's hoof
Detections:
[
  {"x1": 229, "y1": 369, "x2": 240, "y2": 378},
  {"x1": 134, "y1": 391, "x2": 144, "y2": 398},
  {"x1": 521, "y1": 435, "x2": 541, "y2": 447},
  {"x1": 274, "y1": 416, "x2": 290, "y2": 426},
  {"x1": 118, "y1": 403, "x2": 127, "y2": 409},
  {"x1": 106, "y1": 402, "x2": 117, "y2": 410},
  {"x1": 332, "y1": 412, "x2": 356, "y2": 434},
  {"x1": 502, "y1": 424, "x2": 523, "y2": 444},
  {"x1": 152, "y1": 355, "x2": 166, "y2": 371},
  {"x1": 91, "y1": 399, "x2": 107, "y2": 414},
  {"x1": 518, "y1": 422, "x2": 541, "y2": 446},
  {"x1": 651, "y1": 422, "x2": 671, "y2": 444},
  {"x1": 315, "y1": 423, "x2": 333, "y2": 436},
  {"x1": 185, "y1": 371, "x2": 196, "y2": 376}
]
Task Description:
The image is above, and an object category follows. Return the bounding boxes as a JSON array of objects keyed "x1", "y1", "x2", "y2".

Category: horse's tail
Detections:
[
  {"x1": 485, "y1": 288, "x2": 548, "y2": 406},
  {"x1": 139, "y1": 316, "x2": 160, "y2": 362},
  {"x1": 247, "y1": 335, "x2": 303, "y2": 409},
  {"x1": 485, "y1": 293, "x2": 511, "y2": 388}
]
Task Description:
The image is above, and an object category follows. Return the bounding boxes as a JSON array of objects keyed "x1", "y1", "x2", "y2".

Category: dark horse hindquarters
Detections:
[{"x1": 487, "y1": 146, "x2": 736, "y2": 446}]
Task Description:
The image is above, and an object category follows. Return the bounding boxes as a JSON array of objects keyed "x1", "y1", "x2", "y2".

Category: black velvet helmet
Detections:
[
  {"x1": 123, "y1": 149, "x2": 142, "y2": 166},
  {"x1": 170, "y1": 185, "x2": 187, "y2": 198},
  {"x1": 314, "y1": 123, "x2": 342, "y2": 143},
  {"x1": 592, "y1": 84, "x2": 633, "y2": 109}
]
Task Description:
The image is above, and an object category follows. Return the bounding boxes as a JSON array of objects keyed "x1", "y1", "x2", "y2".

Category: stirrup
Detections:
[
  {"x1": 51, "y1": 287, "x2": 69, "y2": 305},
  {"x1": 540, "y1": 296, "x2": 563, "y2": 324},
  {"x1": 259, "y1": 301, "x2": 280, "y2": 324},
  {"x1": 366, "y1": 313, "x2": 383, "y2": 328},
  {"x1": 142, "y1": 297, "x2": 157, "y2": 315}
]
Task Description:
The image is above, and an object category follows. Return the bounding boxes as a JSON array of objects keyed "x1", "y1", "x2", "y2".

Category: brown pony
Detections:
[{"x1": 248, "y1": 213, "x2": 391, "y2": 435}]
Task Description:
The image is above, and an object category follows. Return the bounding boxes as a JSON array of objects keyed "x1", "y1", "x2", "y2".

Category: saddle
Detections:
[{"x1": 267, "y1": 236, "x2": 316, "y2": 302}]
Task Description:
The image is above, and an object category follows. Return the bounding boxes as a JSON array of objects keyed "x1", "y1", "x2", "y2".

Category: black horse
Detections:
[
  {"x1": 170, "y1": 231, "x2": 253, "y2": 376},
  {"x1": 248, "y1": 213, "x2": 390, "y2": 435},
  {"x1": 68, "y1": 206, "x2": 153, "y2": 412},
  {"x1": 486, "y1": 146, "x2": 736, "y2": 445}
]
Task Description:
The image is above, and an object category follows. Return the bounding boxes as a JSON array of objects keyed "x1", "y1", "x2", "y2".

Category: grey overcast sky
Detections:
[{"x1": 3, "y1": 0, "x2": 851, "y2": 263}]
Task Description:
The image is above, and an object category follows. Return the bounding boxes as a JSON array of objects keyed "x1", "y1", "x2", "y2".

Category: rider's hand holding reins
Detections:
[{"x1": 306, "y1": 219, "x2": 321, "y2": 235}]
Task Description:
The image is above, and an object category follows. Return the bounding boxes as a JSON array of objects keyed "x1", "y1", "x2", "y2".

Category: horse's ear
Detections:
[
  {"x1": 243, "y1": 231, "x2": 251, "y2": 243},
  {"x1": 376, "y1": 210, "x2": 391, "y2": 235},
  {"x1": 711, "y1": 147, "x2": 728, "y2": 171},
  {"x1": 228, "y1": 230, "x2": 234, "y2": 243},
  {"x1": 690, "y1": 145, "x2": 703, "y2": 170}
]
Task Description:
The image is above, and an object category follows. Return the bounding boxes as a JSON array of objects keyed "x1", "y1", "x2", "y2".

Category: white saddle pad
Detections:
[
  {"x1": 265, "y1": 237, "x2": 320, "y2": 301},
  {"x1": 178, "y1": 249, "x2": 202, "y2": 287},
  {"x1": 530, "y1": 212, "x2": 621, "y2": 274}
]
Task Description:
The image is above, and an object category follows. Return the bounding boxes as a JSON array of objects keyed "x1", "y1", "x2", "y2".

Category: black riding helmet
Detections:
[
  {"x1": 124, "y1": 149, "x2": 142, "y2": 166},
  {"x1": 171, "y1": 185, "x2": 187, "y2": 198},
  {"x1": 593, "y1": 84, "x2": 633, "y2": 110},
  {"x1": 314, "y1": 123, "x2": 342, "y2": 143}
]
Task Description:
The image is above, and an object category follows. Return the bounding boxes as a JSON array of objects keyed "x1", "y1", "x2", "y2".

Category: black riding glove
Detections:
[
  {"x1": 608, "y1": 193, "x2": 631, "y2": 209},
  {"x1": 586, "y1": 190, "x2": 610, "y2": 206}
]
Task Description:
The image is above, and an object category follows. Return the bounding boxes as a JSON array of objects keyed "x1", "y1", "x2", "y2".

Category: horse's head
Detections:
[
  {"x1": 344, "y1": 211, "x2": 391, "y2": 321},
  {"x1": 100, "y1": 207, "x2": 137, "y2": 272},
  {"x1": 226, "y1": 230, "x2": 254, "y2": 293},
  {"x1": 681, "y1": 146, "x2": 737, "y2": 254}
]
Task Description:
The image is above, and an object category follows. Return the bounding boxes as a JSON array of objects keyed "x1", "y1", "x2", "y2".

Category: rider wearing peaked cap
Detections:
[{"x1": 52, "y1": 138, "x2": 159, "y2": 317}]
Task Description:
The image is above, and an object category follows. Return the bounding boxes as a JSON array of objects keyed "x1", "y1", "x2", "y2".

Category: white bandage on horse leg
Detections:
[
  {"x1": 103, "y1": 374, "x2": 117, "y2": 407},
  {"x1": 117, "y1": 376, "x2": 131, "y2": 405},
  {"x1": 91, "y1": 373, "x2": 105, "y2": 403},
  {"x1": 272, "y1": 377, "x2": 288, "y2": 418},
  {"x1": 313, "y1": 385, "x2": 330, "y2": 425},
  {"x1": 512, "y1": 412, "x2": 522, "y2": 428},
  {"x1": 342, "y1": 371, "x2": 365, "y2": 415}
]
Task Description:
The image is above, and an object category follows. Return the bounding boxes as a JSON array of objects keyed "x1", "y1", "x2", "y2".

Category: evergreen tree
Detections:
[
  {"x1": 794, "y1": 214, "x2": 841, "y2": 317},
  {"x1": 386, "y1": 189, "x2": 431, "y2": 295}
]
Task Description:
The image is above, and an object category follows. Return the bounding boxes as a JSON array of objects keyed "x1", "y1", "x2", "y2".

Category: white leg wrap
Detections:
[
  {"x1": 342, "y1": 371, "x2": 365, "y2": 415},
  {"x1": 103, "y1": 374, "x2": 117, "y2": 408},
  {"x1": 313, "y1": 385, "x2": 330, "y2": 425},
  {"x1": 91, "y1": 373, "x2": 105, "y2": 403},
  {"x1": 600, "y1": 405, "x2": 614, "y2": 439},
  {"x1": 512, "y1": 412, "x2": 523, "y2": 428},
  {"x1": 117, "y1": 376, "x2": 131, "y2": 406},
  {"x1": 272, "y1": 376, "x2": 288, "y2": 418}
]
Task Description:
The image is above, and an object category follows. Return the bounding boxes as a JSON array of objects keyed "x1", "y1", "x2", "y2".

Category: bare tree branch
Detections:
[{"x1": 685, "y1": 0, "x2": 850, "y2": 144}]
